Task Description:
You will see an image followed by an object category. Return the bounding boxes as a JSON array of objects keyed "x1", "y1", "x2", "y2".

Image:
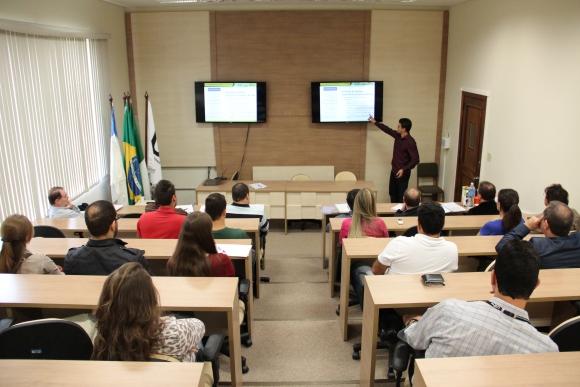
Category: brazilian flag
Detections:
[{"x1": 122, "y1": 101, "x2": 149, "y2": 205}]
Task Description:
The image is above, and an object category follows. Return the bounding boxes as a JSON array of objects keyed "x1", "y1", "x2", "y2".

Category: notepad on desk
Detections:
[
  {"x1": 216, "y1": 244, "x2": 252, "y2": 258},
  {"x1": 391, "y1": 203, "x2": 404, "y2": 212},
  {"x1": 176, "y1": 205, "x2": 194, "y2": 214},
  {"x1": 249, "y1": 182, "x2": 267, "y2": 190},
  {"x1": 335, "y1": 203, "x2": 351, "y2": 214},
  {"x1": 441, "y1": 202, "x2": 467, "y2": 214},
  {"x1": 113, "y1": 204, "x2": 124, "y2": 211}
]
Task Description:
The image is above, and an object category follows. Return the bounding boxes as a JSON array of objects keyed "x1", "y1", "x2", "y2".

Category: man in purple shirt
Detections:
[{"x1": 369, "y1": 116, "x2": 420, "y2": 202}]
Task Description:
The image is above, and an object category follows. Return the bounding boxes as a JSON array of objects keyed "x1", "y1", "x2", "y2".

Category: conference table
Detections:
[
  {"x1": 28, "y1": 237, "x2": 256, "y2": 338},
  {"x1": 33, "y1": 217, "x2": 263, "y2": 298},
  {"x1": 0, "y1": 274, "x2": 244, "y2": 386},
  {"x1": 338, "y1": 235, "x2": 503, "y2": 339},
  {"x1": 358, "y1": 268, "x2": 580, "y2": 386},
  {"x1": 413, "y1": 352, "x2": 580, "y2": 387},
  {"x1": 0, "y1": 359, "x2": 206, "y2": 387},
  {"x1": 327, "y1": 214, "x2": 498, "y2": 297}
]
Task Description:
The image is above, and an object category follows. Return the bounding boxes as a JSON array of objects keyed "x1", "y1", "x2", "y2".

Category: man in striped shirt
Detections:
[
  {"x1": 227, "y1": 182, "x2": 269, "y2": 237},
  {"x1": 402, "y1": 239, "x2": 558, "y2": 358}
]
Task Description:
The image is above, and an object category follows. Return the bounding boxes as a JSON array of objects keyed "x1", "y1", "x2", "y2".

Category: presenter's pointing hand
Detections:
[
  {"x1": 368, "y1": 115, "x2": 376, "y2": 124},
  {"x1": 395, "y1": 169, "x2": 404, "y2": 178}
]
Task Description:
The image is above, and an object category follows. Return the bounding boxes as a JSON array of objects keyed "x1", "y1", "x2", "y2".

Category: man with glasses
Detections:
[{"x1": 64, "y1": 200, "x2": 150, "y2": 275}]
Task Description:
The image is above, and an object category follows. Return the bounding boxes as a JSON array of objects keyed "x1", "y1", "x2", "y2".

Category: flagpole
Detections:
[{"x1": 144, "y1": 91, "x2": 149, "y2": 164}]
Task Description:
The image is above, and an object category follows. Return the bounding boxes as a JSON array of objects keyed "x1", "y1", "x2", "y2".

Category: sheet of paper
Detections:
[
  {"x1": 249, "y1": 182, "x2": 267, "y2": 190},
  {"x1": 199, "y1": 205, "x2": 205, "y2": 213},
  {"x1": 113, "y1": 204, "x2": 124, "y2": 211},
  {"x1": 216, "y1": 243, "x2": 252, "y2": 258},
  {"x1": 176, "y1": 204, "x2": 194, "y2": 214},
  {"x1": 442, "y1": 202, "x2": 467, "y2": 214},
  {"x1": 391, "y1": 203, "x2": 404, "y2": 211},
  {"x1": 335, "y1": 203, "x2": 350, "y2": 214}
]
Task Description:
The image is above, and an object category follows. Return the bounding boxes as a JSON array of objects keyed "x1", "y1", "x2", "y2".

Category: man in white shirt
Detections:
[
  {"x1": 402, "y1": 239, "x2": 558, "y2": 357},
  {"x1": 47, "y1": 186, "x2": 82, "y2": 218},
  {"x1": 351, "y1": 202, "x2": 458, "y2": 307}
]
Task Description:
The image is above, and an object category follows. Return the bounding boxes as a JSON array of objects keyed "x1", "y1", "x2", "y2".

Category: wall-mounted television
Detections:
[
  {"x1": 311, "y1": 81, "x2": 383, "y2": 123},
  {"x1": 195, "y1": 81, "x2": 267, "y2": 123}
]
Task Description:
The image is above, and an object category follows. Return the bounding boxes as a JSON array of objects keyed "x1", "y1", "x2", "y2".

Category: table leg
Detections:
[
  {"x1": 244, "y1": 252, "x2": 254, "y2": 338},
  {"x1": 329, "y1": 230, "x2": 338, "y2": 298},
  {"x1": 254, "y1": 232, "x2": 261, "y2": 299},
  {"x1": 359, "y1": 288, "x2": 379, "y2": 387},
  {"x1": 228, "y1": 291, "x2": 243, "y2": 386},
  {"x1": 339, "y1": 251, "x2": 351, "y2": 341}
]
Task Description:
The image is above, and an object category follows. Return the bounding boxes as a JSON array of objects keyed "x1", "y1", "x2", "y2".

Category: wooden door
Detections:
[{"x1": 454, "y1": 92, "x2": 487, "y2": 201}]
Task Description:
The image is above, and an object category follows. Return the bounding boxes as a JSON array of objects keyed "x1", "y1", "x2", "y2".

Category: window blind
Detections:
[{"x1": 0, "y1": 29, "x2": 110, "y2": 221}]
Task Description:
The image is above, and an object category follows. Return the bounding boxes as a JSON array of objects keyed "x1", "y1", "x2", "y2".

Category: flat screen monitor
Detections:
[
  {"x1": 195, "y1": 82, "x2": 267, "y2": 123},
  {"x1": 311, "y1": 81, "x2": 383, "y2": 123}
]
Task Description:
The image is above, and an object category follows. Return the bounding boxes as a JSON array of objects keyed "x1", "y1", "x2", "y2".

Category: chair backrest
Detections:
[
  {"x1": 291, "y1": 174, "x2": 311, "y2": 181},
  {"x1": 417, "y1": 163, "x2": 439, "y2": 179},
  {"x1": 33, "y1": 225, "x2": 65, "y2": 238},
  {"x1": 335, "y1": 171, "x2": 357, "y2": 182},
  {"x1": 549, "y1": 315, "x2": 580, "y2": 352},
  {"x1": 484, "y1": 260, "x2": 496, "y2": 272},
  {"x1": 0, "y1": 319, "x2": 93, "y2": 360},
  {"x1": 121, "y1": 213, "x2": 142, "y2": 219}
]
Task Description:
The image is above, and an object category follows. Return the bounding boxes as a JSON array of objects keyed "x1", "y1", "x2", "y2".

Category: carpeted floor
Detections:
[{"x1": 219, "y1": 227, "x2": 391, "y2": 386}]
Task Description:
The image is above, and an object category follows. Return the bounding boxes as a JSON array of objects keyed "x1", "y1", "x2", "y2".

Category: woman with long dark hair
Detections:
[
  {"x1": 0, "y1": 214, "x2": 62, "y2": 274},
  {"x1": 92, "y1": 262, "x2": 205, "y2": 361},
  {"x1": 479, "y1": 189, "x2": 523, "y2": 235},
  {"x1": 167, "y1": 211, "x2": 235, "y2": 277}
]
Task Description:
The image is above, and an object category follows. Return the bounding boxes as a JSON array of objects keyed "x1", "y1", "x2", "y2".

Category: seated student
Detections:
[
  {"x1": 92, "y1": 262, "x2": 206, "y2": 362},
  {"x1": 496, "y1": 201, "x2": 580, "y2": 269},
  {"x1": 205, "y1": 193, "x2": 249, "y2": 240},
  {"x1": 227, "y1": 182, "x2": 269, "y2": 235},
  {"x1": 467, "y1": 181, "x2": 499, "y2": 215},
  {"x1": 396, "y1": 188, "x2": 421, "y2": 217},
  {"x1": 47, "y1": 186, "x2": 82, "y2": 218},
  {"x1": 337, "y1": 188, "x2": 360, "y2": 219},
  {"x1": 545, "y1": 183, "x2": 580, "y2": 231},
  {"x1": 339, "y1": 188, "x2": 388, "y2": 246},
  {"x1": 168, "y1": 211, "x2": 235, "y2": 277},
  {"x1": 137, "y1": 180, "x2": 186, "y2": 239},
  {"x1": 479, "y1": 189, "x2": 523, "y2": 235},
  {"x1": 65, "y1": 201, "x2": 150, "y2": 275},
  {"x1": 0, "y1": 214, "x2": 63, "y2": 274},
  {"x1": 402, "y1": 240, "x2": 558, "y2": 358}
]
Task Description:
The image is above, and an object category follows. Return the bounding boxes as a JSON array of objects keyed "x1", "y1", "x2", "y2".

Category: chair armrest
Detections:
[
  {"x1": 0, "y1": 318, "x2": 13, "y2": 334},
  {"x1": 391, "y1": 340, "x2": 411, "y2": 373}
]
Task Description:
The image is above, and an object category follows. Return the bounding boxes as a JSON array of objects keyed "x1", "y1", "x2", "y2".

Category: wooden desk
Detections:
[
  {"x1": 413, "y1": 352, "x2": 580, "y2": 387},
  {"x1": 0, "y1": 359, "x2": 205, "y2": 387},
  {"x1": 327, "y1": 215, "x2": 498, "y2": 297},
  {"x1": 0, "y1": 274, "x2": 243, "y2": 386},
  {"x1": 28, "y1": 237, "x2": 256, "y2": 337},
  {"x1": 33, "y1": 217, "x2": 261, "y2": 297},
  {"x1": 359, "y1": 269, "x2": 580, "y2": 386},
  {"x1": 338, "y1": 236, "x2": 501, "y2": 340}
]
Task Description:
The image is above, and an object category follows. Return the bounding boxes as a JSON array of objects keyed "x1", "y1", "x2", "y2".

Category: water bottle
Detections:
[{"x1": 467, "y1": 182, "x2": 476, "y2": 208}]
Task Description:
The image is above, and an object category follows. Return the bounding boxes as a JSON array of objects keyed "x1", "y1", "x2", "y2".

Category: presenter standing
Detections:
[{"x1": 368, "y1": 116, "x2": 419, "y2": 203}]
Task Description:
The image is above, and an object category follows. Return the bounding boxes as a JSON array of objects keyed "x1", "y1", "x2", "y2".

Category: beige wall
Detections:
[
  {"x1": 442, "y1": 0, "x2": 580, "y2": 213},
  {"x1": 367, "y1": 10, "x2": 444, "y2": 201},
  {"x1": 130, "y1": 11, "x2": 215, "y2": 168},
  {"x1": 0, "y1": 0, "x2": 129, "y2": 119}
]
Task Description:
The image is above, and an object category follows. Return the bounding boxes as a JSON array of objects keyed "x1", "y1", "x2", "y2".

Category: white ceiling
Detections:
[{"x1": 104, "y1": 0, "x2": 469, "y2": 11}]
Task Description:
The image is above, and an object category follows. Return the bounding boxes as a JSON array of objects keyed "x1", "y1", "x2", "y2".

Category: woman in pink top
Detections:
[{"x1": 339, "y1": 188, "x2": 388, "y2": 245}]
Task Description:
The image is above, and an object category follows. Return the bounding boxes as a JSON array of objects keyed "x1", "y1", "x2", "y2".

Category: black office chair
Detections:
[
  {"x1": 225, "y1": 212, "x2": 268, "y2": 271},
  {"x1": 390, "y1": 330, "x2": 425, "y2": 387},
  {"x1": 549, "y1": 315, "x2": 580, "y2": 352},
  {"x1": 417, "y1": 163, "x2": 444, "y2": 202},
  {"x1": 0, "y1": 319, "x2": 92, "y2": 360},
  {"x1": 33, "y1": 225, "x2": 66, "y2": 238}
]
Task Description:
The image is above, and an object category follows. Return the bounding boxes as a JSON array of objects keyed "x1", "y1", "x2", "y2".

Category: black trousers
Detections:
[{"x1": 389, "y1": 169, "x2": 411, "y2": 203}]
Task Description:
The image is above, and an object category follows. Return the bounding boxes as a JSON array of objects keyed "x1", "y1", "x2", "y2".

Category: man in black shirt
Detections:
[
  {"x1": 467, "y1": 181, "x2": 499, "y2": 215},
  {"x1": 64, "y1": 200, "x2": 149, "y2": 275}
]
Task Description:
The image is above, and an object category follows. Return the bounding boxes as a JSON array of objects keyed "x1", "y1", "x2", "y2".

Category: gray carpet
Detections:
[{"x1": 219, "y1": 228, "x2": 391, "y2": 386}]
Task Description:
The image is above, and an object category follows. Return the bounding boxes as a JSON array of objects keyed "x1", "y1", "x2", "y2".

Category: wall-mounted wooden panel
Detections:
[{"x1": 212, "y1": 11, "x2": 370, "y2": 179}]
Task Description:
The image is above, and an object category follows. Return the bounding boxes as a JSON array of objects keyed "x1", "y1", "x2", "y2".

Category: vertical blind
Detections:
[{"x1": 0, "y1": 29, "x2": 110, "y2": 221}]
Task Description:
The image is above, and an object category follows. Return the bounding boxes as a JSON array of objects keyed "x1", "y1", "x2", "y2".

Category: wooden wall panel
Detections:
[{"x1": 213, "y1": 11, "x2": 370, "y2": 179}]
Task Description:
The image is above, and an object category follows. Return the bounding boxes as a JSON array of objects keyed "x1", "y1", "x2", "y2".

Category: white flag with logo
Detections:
[
  {"x1": 110, "y1": 106, "x2": 129, "y2": 205},
  {"x1": 147, "y1": 99, "x2": 162, "y2": 185}
]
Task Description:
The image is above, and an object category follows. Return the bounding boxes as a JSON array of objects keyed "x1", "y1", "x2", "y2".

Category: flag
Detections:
[
  {"x1": 146, "y1": 98, "x2": 162, "y2": 185},
  {"x1": 109, "y1": 106, "x2": 129, "y2": 205},
  {"x1": 122, "y1": 100, "x2": 150, "y2": 204}
]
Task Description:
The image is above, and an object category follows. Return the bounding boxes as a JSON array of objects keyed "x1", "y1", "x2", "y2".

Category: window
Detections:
[{"x1": 0, "y1": 27, "x2": 110, "y2": 221}]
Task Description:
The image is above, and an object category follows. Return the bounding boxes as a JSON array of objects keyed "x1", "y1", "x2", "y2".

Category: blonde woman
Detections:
[{"x1": 338, "y1": 188, "x2": 388, "y2": 245}]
